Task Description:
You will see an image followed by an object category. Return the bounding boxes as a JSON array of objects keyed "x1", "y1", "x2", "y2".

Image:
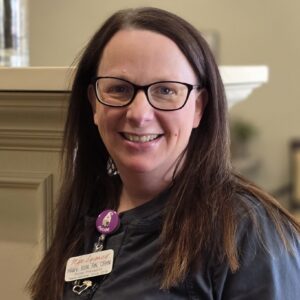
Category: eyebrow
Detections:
[{"x1": 96, "y1": 75, "x2": 189, "y2": 85}]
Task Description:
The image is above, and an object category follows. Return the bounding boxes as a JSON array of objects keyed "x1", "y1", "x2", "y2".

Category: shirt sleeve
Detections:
[{"x1": 212, "y1": 200, "x2": 300, "y2": 300}]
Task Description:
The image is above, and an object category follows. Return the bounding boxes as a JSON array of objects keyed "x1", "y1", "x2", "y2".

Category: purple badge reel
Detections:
[{"x1": 96, "y1": 210, "x2": 120, "y2": 235}]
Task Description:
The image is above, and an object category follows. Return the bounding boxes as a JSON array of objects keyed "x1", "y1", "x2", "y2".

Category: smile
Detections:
[{"x1": 122, "y1": 133, "x2": 161, "y2": 143}]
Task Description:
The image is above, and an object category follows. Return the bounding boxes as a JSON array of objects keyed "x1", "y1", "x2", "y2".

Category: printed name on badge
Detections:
[{"x1": 65, "y1": 249, "x2": 114, "y2": 282}]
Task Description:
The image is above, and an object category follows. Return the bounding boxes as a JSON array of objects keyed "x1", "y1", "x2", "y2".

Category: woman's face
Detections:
[{"x1": 89, "y1": 29, "x2": 206, "y2": 179}]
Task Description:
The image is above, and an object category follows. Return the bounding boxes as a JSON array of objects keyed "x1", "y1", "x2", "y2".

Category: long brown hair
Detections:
[{"x1": 28, "y1": 7, "x2": 300, "y2": 299}]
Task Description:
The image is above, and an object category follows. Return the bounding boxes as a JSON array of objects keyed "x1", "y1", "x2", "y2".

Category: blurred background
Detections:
[
  {"x1": 0, "y1": 1, "x2": 300, "y2": 299},
  {"x1": 24, "y1": 0, "x2": 300, "y2": 209},
  {"x1": 1, "y1": 0, "x2": 300, "y2": 226}
]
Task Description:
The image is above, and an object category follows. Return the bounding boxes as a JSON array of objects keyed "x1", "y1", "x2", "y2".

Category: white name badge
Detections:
[{"x1": 65, "y1": 249, "x2": 114, "y2": 282}]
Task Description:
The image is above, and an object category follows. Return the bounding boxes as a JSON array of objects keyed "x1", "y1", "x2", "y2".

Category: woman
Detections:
[{"x1": 28, "y1": 7, "x2": 300, "y2": 300}]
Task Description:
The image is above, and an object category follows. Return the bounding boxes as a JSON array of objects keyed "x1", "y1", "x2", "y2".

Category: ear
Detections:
[
  {"x1": 193, "y1": 89, "x2": 208, "y2": 128},
  {"x1": 87, "y1": 84, "x2": 98, "y2": 125}
]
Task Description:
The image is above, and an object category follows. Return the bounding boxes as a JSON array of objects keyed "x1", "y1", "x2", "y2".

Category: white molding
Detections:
[
  {"x1": 0, "y1": 67, "x2": 75, "y2": 91},
  {"x1": 225, "y1": 82, "x2": 266, "y2": 108},
  {"x1": 0, "y1": 128, "x2": 63, "y2": 151},
  {"x1": 220, "y1": 66, "x2": 269, "y2": 107},
  {"x1": 0, "y1": 171, "x2": 54, "y2": 251},
  {"x1": 0, "y1": 66, "x2": 269, "y2": 107},
  {"x1": 0, "y1": 92, "x2": 67, "y2": 151},
  {"x1": 0, "y1": 91, "x2": 69, "y2": 108}
]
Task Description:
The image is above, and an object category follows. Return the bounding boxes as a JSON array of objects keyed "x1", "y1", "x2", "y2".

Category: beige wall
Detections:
[
  {"x1": 28, "y1": 0, "x2": 300, "y2": 192},
  {"x1": 1, "y1": 2, "x2": 299, "y2": 298}
]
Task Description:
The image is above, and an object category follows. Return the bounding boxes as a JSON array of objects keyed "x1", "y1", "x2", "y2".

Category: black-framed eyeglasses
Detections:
[{"x1": 91, "y1": 76, "x2": 202, "y2": 111}]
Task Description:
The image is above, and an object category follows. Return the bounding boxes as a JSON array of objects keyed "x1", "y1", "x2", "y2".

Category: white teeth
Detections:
[{"x1": 123, "y1": 133, "x2": 159, "y2": 143}]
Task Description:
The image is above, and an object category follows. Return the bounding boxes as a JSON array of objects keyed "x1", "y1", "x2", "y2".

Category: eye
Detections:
[
  {"x1": 152, "y1": 85, "x2": 177, "y2": 97},
  {"x1": 159, "y1": 86, "x2": 176, "y2": 95},
  {"x1": 107, "y1": 84, "x2": 131, "y2": 94}
]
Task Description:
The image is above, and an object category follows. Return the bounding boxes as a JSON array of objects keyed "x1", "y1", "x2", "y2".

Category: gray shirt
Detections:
[{"x1": 63, "y1": 192, "x2": 300, "y2": 299}]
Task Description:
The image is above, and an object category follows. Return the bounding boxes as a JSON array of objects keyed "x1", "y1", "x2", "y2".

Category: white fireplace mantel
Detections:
[
  {"x1": 0, "y1": 66, "x2": 268, "y2": 107},
  {"x1": 219, "y1": 66, "x2": 269, "y2": 107}
]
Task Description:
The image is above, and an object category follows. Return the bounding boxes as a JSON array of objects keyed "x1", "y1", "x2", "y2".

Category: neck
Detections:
[
  {"x1": 115, "y1": 152, "x2": 185, "y2": 213},
  {"x1": 117, "y1": 170, "x2": 172, "y2": 213}
]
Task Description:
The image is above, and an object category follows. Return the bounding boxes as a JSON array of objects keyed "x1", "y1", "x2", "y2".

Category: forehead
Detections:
[{"x1": 97, "y1": 29, "x2": 197, "y2": 83}]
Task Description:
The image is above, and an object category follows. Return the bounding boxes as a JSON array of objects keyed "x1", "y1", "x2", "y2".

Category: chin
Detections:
[
  {"x1": 124, "y1": 164, "x2": 155, "y2": 174},
  {"x1": 117, "y1": 159, "x2": 160, "y2": 175}
]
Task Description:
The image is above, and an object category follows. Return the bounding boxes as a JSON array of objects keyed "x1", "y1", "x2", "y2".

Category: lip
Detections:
[
  {"x1": 122, "y1": 132, "x2": 162, "y2": 143},
  {"x1": 119, "y1": 132, "x2": 163, "y2": 150}
]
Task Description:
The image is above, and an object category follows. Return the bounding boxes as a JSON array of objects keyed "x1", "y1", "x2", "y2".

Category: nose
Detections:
[{"x1": 125, "y1": 90, "x2": 154, "y2": 127}]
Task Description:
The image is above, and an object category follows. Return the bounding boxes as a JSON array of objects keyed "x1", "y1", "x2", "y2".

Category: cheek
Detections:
[
  {"x1": 95, "y1": 108, "x2": 123, "y2": 136},
  {"x1": 172, "y1": 106, "x2": 197, "y2": 132},
  {"x1": 94, "y1": 109, "x2": 107, "y2": 137},
  {"x1": 93, "y1": 105, "x2": 103, "y2": 126},
  {"x1": 94, "y1": 105, "x2": 111, "y2": 126},
  {"x1": 163, "y1": 118, "x2": 191, "y2": 145},
  {"x1": 172, "y1": 111, "x2": 198, "y2": 144},
  {"x1": 94, "y1": 115, "x2": 100, "y2": 127}
]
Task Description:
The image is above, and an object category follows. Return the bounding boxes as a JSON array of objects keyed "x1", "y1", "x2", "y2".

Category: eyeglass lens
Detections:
[{"x1": 96, "y1": 78, "x2": 189, "y2": 110}]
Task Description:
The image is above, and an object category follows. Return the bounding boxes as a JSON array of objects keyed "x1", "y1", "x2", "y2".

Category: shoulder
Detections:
[
  {"x1": 212, "y1": 192, "x2": 300, "y2": 299},
  {"x1": 232, "y1": 192, "x2": 300, "y2": 261}
]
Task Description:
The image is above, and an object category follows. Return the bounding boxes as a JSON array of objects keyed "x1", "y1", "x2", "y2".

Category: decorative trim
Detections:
[
  {"x1": 0, "y1": 66, "x2": 269, "y2": 108},
  {"x1": 0, "y1": 128, "x2": 63, "y2": 151},
  {"x1": 225, "y1": 82, "x2": 265, "y2": 108},
  {"x1": 0, "y1": 67, "x2": 75, "y2": 91},
  {"x1": 0, "y1": 171, "x2": 54, "y2": 251},
  {"x1": 0, "y1": 91, "x2": 67, "y2": 151}
]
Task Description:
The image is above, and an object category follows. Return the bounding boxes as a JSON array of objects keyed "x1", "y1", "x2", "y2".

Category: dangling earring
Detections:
[{"x1": 107, "y1": 157, "x2": 119, "y2": 176}]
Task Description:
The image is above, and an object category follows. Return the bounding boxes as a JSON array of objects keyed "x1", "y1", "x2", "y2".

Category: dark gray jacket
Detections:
[{"x1": 64, "y1": 192, "x2": 300, "y2": 299}]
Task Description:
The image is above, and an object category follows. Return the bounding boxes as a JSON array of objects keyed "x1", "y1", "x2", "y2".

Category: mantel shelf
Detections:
[{"x1": 0, "y1": 65, "x2": 269, "y2": 107}]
